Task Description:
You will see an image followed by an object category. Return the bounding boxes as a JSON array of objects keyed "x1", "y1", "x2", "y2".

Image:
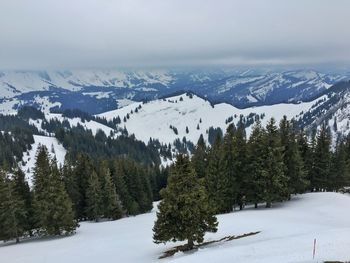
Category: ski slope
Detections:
[
  {"x1": 1, "y1": 192, "x2": 349, "y2": 263},
  {"x1": 98, "y1": 93, "x2": 325, "y2": 145}
]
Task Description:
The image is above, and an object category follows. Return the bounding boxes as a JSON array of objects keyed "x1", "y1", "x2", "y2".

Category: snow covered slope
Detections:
[
  {"x1": 98, "y1": 93, "x2": 324, "y2": 145},
  {"x1": 46, "y1": 113, "x2": 115, "y2": 136},
  {"x1": 1, "y1": 192, "x2": 349, "y2": 263},
  {"x1": 21, "y1": 135, "x2": 66, "y2": 185}
]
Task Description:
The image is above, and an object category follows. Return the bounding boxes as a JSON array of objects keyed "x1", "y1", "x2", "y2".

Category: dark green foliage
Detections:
[
  {"x1": 191, "y1": 135, "x2": 208, "y2": 178},
  {"x1": 312, "y1": 124, "x2": 331, "y2": 191},
  {"x1": 153, "y1": 154, "x2": 218, "y2": 248},
  {"x1": 32, "y1": 146, "x2": 77, "y2": 235},
  {"x1": 17, "y1": 106, "x2": 45, "y2": 120},
  {"x1": 12, "y1": 168, "x2": 35, "y2": 235},
  {"x1": 99, "y1": 161, "x2": 123, "y2": 220},
  {"x1": 329, "y1": 140, "x2": 350, "y2": 191},
  {"x1": 0, "y1": 169, "x2": 27, "y2": 243},
  {"x1": 232, "y1": 121, "x2": 248, "y2": 210},
  {"x1": 205, "y1": 134, "x2": 228, "y2": 213},
  {"x1": 219, "y1": 124, "x2": 237, "y2": 212},
  {"x1": 261, "y1": 118, "x2": 288, "y2": 207},
  {"x1": 57, "y1": 126, "x2": 160, "y2": 166},
  {"x1": 279, "y1": 116, "x2": 308, "y2": 196},
  {"x1": 246, "y1": 121, "x2": 266, "y2": 208},
  {"x1": 85, "y1": 171, "x2": 103, "y2": 221}
]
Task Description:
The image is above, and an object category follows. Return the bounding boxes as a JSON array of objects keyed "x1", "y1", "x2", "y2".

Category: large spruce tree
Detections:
[
  {"x1": 246, "y1": 120, "x2": 266, "y2": 208},
  {"x1": 205, "y1": 134, "x2": 227, "y2": 213},
  {"x1": 262, "y1": 118, "x2": 288, "y2": 208},
  {"x1": 99, "y1": 161, "x2": 123, "y2": 220},
  {"x1": 33, "y1": 146, "x2": 77, "y2": 235},
  {"x1": 191, "y1": 134, "x2": 208, "y2": 178},
  {"x1": 85, "y1": 170, "x2": 103, "y2": 221},
  {"x1": 220, "y1": 124, "x2": 237, "y2": 212},
  {"x1": 153, "y1": 154, "x2": 218, "y2": 249},
  {"x1": 279, "y1": 117, "x2": 308, "y2": 197},
  {"x1": 0, "y1": 169, "x2": 27, "y2": 243},
  {"x1": 313, "y1": 124, "x2": 331, "y2": 191}
]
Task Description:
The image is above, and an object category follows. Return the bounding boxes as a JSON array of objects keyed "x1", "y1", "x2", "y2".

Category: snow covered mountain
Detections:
[
  {"x1": 200, "y1": 70, "x2": 348, "y2": 107},
  {"x1": 97, "y1": 92, "x2": 324, "y2": 146},
  {"x1": 0, "y1": 69, "x2": 348, "y2": 114}
]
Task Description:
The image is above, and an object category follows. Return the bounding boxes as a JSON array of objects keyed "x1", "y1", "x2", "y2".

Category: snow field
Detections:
[{"x1": 1, "y1": 192, "x2": 349, "y2": 263}]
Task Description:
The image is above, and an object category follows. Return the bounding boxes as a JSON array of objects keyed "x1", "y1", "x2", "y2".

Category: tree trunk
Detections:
[
  {"x1": 16, "y1": 237, "x2": 19, "y2": 244},
  {"x1": 254, "y1": 203, "x2": 258, "y2": 209},
  {"x1": 266, "y1": 202, "x2": 271, "y2": 208},
  {"x1": 187, "y1": 239, "x2": 194, "y2": 250}
]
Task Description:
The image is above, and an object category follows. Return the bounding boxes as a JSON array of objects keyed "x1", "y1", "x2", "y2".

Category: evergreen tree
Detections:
[
  {"x1": 219, "y1": 124, "x2": 237, "y2": 212},
  {"x1": 313, "y1": 124, "x2": 331, "y2": 191},
  {"x1": 33, "y1": 146, "x2": 77, "y2": 235},
  {"x1": 32, "y1": 145, "x2": 52, "y2": 231},
  {"x1": 262, "y1": 118, "x2": 288, "y2": 208},
  {"x1": 205, "y1": 134, "x2": 226, "y2": 213},
  {"x1": 330, "y1": 140, "x2": 350, "y2": 191},
  {"x1": 99, "y1": 161, "x2": 123, "y2": 220},
  {"x1": 72, "y1": 154, "x2": 95, "y2": 219},
  {"x1": 12, "y1": 168, "x2": 35, "y2": 235},
  {"x1": 232, "y1": 121, "x2": 247, "y2": 210},
  {"x1": 113, "y1": 159, "x2": 132, "y2": 214},
  {"x1": 297, "y1": 130, "x2": 313, "y2": 190},
  {"x1": 45, "y1": 159, "x2": 77, "y2": 235},
  {"x1": 191, "y1": 134, "x2": 208, "y2": 178},
  {"x1": 153, "y1": 154, "x2": 218, "y2": 249},
  {"x1": 85, "y1": 170, "x2": 103, "y2": 221},
  {"x1": 246, "y1": 120, "x2": 266, "y2": 208},
  {"x1": 279, "y1": 117, "x2": 308, "y2": 197},
  {"x1": 0, "y1": 169, "x2": 27, "y2": 243}
]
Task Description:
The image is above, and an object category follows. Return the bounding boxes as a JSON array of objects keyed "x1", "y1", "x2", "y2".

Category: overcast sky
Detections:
[{"x1": 1, "y1": 0, "x2": 350, "y2": 70}]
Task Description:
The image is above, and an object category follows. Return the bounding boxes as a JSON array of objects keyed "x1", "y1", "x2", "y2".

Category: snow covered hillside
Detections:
[
  {"x1": 21, "y1": 135, "x2": 66, "y2": 185},
  {"x1": 1, "y1": 192, "x2": 349, "y2": 263},
  {"x1": 98, "y1": 93, "x2": 325, "y2": 146}
]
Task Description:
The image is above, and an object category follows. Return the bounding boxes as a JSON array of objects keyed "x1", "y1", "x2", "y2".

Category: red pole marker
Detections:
[{"x1": 313, "y1": 238, "x2": 316, "y2": 259}]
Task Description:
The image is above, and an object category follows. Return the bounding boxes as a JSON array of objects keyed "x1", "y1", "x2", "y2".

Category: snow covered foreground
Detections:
[{"x1": 1, "y1": 192, "x2": 350, "y2": 263}]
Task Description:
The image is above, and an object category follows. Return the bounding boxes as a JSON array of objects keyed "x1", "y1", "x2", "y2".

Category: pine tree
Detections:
[
  {"x1": 85, "y1": 170, "x2": 103, "y2": 221},
  {"x1": 72, "y1": 154, "x2": 95, "y2": 220},
  {"x1": 313, "y1": 124, "x2": 331, "y2": 191},
  {"x1": 153, "y1": 154, "x2": 218, "y2": 249},
  {"x1": 12, "y1": 168, "x2": 35, "y2": 235},
  {"x1": 191, "y1": 134, "x2": 208, "y2": 178},
  {"x1": 45, "y1": 159, "x2": 77, "y2": 235},
  {"x1": 205, "y1": 134, "x2": 227, "y2": 213},
  {"x1": 297, "y1": 130, "x2": 313, "y2": 190},
  {"x1": 0, "y1": 169, "x2": 27, "y2": 243},
  {"x1": 220, "y1": 124, "x2": 237, "y2": 211},
  {"x1": 33, "y1": 147, "x2": 77, "y2": 235},
  {"x1": 330, "y1": 140, "x2": 350, "y2": 191},
  {"x1": 232, "y1": 121, "x2": 247, "y2": 210},
  {"x1": 32, "y1": 145, "x2": 52, "y2": 232},
  {"x1": 113, "y1": 159, "x2": 132, "y2": 215},
  {"x1": 246, "y1": 120, "x2": 266, "y2": 208},
  {"x1": 100, "y1": 161, "x2": 123, "y2": 220},
  {"x1": 262, "y1": 118, "x2": 288, "y2": 208},
  {"x1": 279, "y1": 117, "x2": 308, "y2": 197}
]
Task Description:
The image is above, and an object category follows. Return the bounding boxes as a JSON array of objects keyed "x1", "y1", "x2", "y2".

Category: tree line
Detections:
[
  {"x1": 0, "y1": 143, "x2": 168, "y2": 243},
  {"x1": 153, "y1": 116, "x2": 350, "y2": 249}
]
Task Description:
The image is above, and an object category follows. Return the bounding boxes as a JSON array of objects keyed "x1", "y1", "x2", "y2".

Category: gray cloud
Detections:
[{"x1": 1, "y1": 0, "x2": 350, "y2": 69}]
